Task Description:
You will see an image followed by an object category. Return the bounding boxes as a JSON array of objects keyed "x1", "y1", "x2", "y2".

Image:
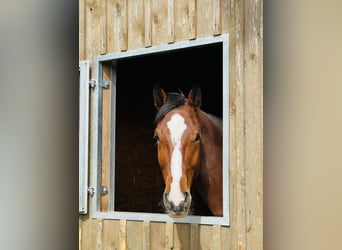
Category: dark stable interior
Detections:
[{"x1": 114, "y1": 42, "x2": 223, "y2": 216}]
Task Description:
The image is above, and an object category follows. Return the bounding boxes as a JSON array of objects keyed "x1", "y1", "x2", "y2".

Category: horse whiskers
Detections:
[
  {"x1": 187, "y1": 199, "x2": 195, "y2": 215},
  {"x1": 187, "y1": 206, "x2": 195, "y2": 215},
  {"x1": 157, "y1": 199, "x2": 165, "y2": 211}
]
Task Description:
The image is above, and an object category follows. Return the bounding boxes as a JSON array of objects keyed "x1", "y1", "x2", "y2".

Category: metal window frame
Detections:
[
  {"x1": 79, "y1": 60, "x2": 90, "y2": 214},
  {"x1": 91, "y1": 34, "x2": 230, "y2": 226}
]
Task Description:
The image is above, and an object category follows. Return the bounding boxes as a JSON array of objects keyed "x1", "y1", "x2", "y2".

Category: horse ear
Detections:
[
  {"x1": 153, "y1": 85, "x2": 168, "y2": 110},
  {"x1": 188, "y1": 86, "x2": 202, "y2": 109}
]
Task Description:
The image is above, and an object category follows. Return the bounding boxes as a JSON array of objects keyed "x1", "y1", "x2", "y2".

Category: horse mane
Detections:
[{"x1": 154, "y1": 91, "x2": 186, "y2": 124}]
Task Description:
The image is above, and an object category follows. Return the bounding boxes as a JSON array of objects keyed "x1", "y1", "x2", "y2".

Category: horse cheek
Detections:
[
  {"x1": 157, "y1": 145, "x2": 172, "y2": 191},
  {"x1": 190, "y1": 145, "x2": 201, "y2": 169},
  {"x1": 157, "y1": 144, "x2": 167, "y2": 169}
]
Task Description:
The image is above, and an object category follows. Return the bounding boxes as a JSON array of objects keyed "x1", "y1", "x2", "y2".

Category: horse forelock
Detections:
[{"x1": 154, "y1": 92, "x2": 186, "y2": 124}]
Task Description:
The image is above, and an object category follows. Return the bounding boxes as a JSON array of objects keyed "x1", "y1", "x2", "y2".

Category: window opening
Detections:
[{"x1": 91, "y1": 35, "x2": 229, "y2": 225}]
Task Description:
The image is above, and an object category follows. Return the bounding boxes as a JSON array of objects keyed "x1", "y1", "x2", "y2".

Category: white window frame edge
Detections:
[
  {"x1": 79, "y1": 60, "x2": 90, "y2": 214},
  {"x1": 91, "y1": 34, "x2": 230, "y2": 226}
]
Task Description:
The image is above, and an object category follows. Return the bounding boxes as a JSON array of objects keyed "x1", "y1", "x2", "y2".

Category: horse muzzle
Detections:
[{"x1": 163, "y1": 191, "x2": 192, "y2": 218}]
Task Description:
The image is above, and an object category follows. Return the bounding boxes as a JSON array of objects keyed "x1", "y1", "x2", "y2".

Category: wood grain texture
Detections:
[
  {"x1": 103, "y1": 220, "x2": 120, "y2": 250},
  {"x1": 127, "y1": 0, "x2": 145, "y2": 50},
  {"x1": 188, "y1": 0, "x2": 197, "y2": 39},
  {"x1": 114, "y1": 0, "x2": 128, "y2": 51},
  {"x1": 143, "y1": 221, "x2": 151, "y2": 250},
  {"x1": 190, "y1": 224, "x2": 199, "y2": 250},
  {"x1": 231, "y1": 0, "x2": 247, "y2": 247},
  {"x1": 196, "y1": 0, "x2": 214, "y2": 37},
  {"x1": 144, "y1": 0, "x2": 152, "y2": 47},
  {"x1": 221, "y1": 0, "x2": 230, "y2": 34},
  {"x1": 167, "y1": 0, "x2": 175, "y2": 43},
  {"x1": 150, "y1": 222, "x2": 166, "y2": 249},
  {"x1": 199, "y1": 225, "x2": 213, "y2": 249},
  {"x1": 243, "y1": 0, "x2": 263, "y2": 248},
  {"x1": 213, "y1": 0, "x2": 222, "y2": 35},
  {"x1": 174, "y1": 223, "x2": 190, "y2": 249},
  {"x1": 79, "y1": 0, "x2": 263, "y2": 249},
  {"x1": 79, "y1": 0, "x2": 86, "y2": 60},
  {"x1": 165, "y1": 222, "x2": 174, "y2": 249},
  {"x1": 106, "y1": 0, "x2": 116, "y2": 53},
  {"x1": 119, "y1": 220, "x2": 127, "y2": 250},
  {"x1": 152, "y1": 0, "x2": 168, "y2": 45},
  {"x1": 86, "y1": 0, "x2": 107, "y2": 57},
  {"x1": 213, "y1": 224, "x2": 221, "y2": 249},
  {"x1": 127, "y1": 221, "x2": 143, "y2": 249},
  {"x1": 174, "y1": 0, "x2": 191, "y2": 41},
  {"x1": 100, "y1": 64, "x2": 111, "y2": 212}
]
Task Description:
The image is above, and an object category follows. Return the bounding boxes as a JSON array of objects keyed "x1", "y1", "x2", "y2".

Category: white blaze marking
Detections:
[{"x1": 167, "y1": 113, "x2": 187, "y2": 206}]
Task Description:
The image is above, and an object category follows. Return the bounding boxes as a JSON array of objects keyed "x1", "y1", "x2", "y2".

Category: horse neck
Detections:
[
  {"x1": 193, "y1": 109, "x2": 222, "y2": 174},
  {"x1": 197, "y1": 110, "x2": 222, "y2": 145},
  {"x1": 194, "y1": 109, "x2": 223, "y2": 215}
]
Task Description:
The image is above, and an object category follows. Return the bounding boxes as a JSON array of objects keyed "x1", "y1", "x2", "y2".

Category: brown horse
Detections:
[{"x1": 153, "y1": 86, "x2": 222, "y2": 218}]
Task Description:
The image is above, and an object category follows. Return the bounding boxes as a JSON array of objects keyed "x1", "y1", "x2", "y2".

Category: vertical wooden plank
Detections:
[
  {"x1": 221, "y1": 0, "x2": 230, "y2": 34},
  {"x1": 221, "y1": 226, "x2": 232, "y2": 250},
  {"x1": 174, "y1": 223, "x2": 190, "y2": 250},
  {"x1": 213, "y1": 0, "x2": 222, "y2": 35},
  {"x1": 80, "y1": 218, "x2": 103, "y2": 250},
  {"x1": 96, "y1": 220, "x2": 104, "y2": 249},
  {"x1": 188, "y1": 0, "x2": 196, "y2": 39},
  {"x1": 168, "y1": 0, "x2": 175, "y2": 43},
  {"x1": 127, "y1": 0, "x2": 145, "y2": 50},
  {"x1": 229, "y1": 0, "x2": 246, "y2": 249},
  {"x1": 80, "y1": 217, "x2": 90, "y2": 250},
  {"x1": 196, "y1": 0, "x2": 213, "y2": 37},
  {"x1": 150, "y1": 222, "x2": 166, "y2": 249},
  {"x1": 152, "y1": 0, "x2": 168, "y2": 45},
  {"x1": 100, "y1": 1, "x2": 107, "y2": 55},
  {"x1": 244, "y1": 0, "x2": 263, "y2": 249},
  {"x1": 199, "y1": 225, "x2": 213, "y2": 249},
  {"x1": 221, "y1": 226, "x2": 231, "y2": 250},
  {"x1": 86, "y1": 0, "x2": 107, "y2": 57},
  {"x1": 107, "y1": 0, "x2": 116, "y2": 53},
  {"x1": 144, "y1": 0, "x2": 152, "y2": 47},
  {"x1": 79, "y1": 219, "x2": 82, "y2": 250},
  {"x1": 79, "y1": 0, "x2": 86, "y2": 60},
  {"x1": 114, "y1": 0, "x2": 128, "y2": 51},
  {"x1": 143, "y1": 221, "x2": 151, "y2": 250},
  {"x1": 190, "y1": 224, "x2": 199, "y2": 250},
  {"x1": 165, "y1": 222, "x2": 174, "y2": 249},
  {"x1": 212, "y1": 225, "x2": 221, "y2": 250},
  {"x1": 119, "y1": 220, "x2": 127, "y2": 250},
  {"x1": 101, "y1": 64, "x2": 112, "y2": 212},
  {"x1": 103, "y1": 220, "x2": 120, "y2": 250},
  {"x1": 127, "y1": 221, "x2": 143, "y2": 250},
  {"x1": 174, "y1": 0, "x2": 191, "y2": 41}
]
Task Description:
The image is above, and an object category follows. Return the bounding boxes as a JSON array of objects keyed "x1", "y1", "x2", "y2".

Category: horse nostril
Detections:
[
  {"x1": 184, "y1": 192, "x2": 191, "y2": 202},
  {"x1": 184, "y1": 192, "x2": 188, "y2": 199}
]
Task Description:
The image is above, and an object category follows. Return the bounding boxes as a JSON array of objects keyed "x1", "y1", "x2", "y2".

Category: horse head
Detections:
[{"x1": 153, "y1": 86, "x2": 203, "y2": 217}]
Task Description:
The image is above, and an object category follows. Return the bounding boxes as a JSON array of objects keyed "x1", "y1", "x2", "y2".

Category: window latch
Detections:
[{"x1": 89, "y1": 79, "x2": 108, "y2": 89}]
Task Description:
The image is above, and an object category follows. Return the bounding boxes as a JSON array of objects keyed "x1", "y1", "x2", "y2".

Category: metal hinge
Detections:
[
  {"x1": 100, "y1": 186, "x2": 108, "y2": 195},
  {"x1": 89, "y1": 79, "x2": 96, "y2": 88},
  {"x1": 88, "y1": 187, "x2": 95, "y2": 197},
  {"x1": 89, "y1": 79, "x2": 109, "y2": 89},
  {"x1": 87, "y1": 186, "x2": 108, "y2": 197}
]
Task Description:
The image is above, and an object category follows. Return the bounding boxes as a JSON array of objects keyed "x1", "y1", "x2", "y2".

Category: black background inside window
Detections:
[{"x1": 114, "y1": 43, "x2": 223, "y2": 215}]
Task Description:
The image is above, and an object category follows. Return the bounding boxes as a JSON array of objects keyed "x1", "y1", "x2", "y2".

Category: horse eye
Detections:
[
  {"x1": 194, "y1": 133, "x2": 201, "y2": 142},
  {"x1": 153, "y1": 134, "x2": 160, "y2": 143}
]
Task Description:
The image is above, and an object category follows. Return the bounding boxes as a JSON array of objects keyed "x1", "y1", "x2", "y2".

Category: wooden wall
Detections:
[{"x1": 79, "y1": 0, "x2": 263, "y2": 249}]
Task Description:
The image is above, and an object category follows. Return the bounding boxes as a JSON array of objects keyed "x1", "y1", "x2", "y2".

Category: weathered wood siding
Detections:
[{"x1": 79, "y1": 0, "x2": 263, "y2": 249}]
